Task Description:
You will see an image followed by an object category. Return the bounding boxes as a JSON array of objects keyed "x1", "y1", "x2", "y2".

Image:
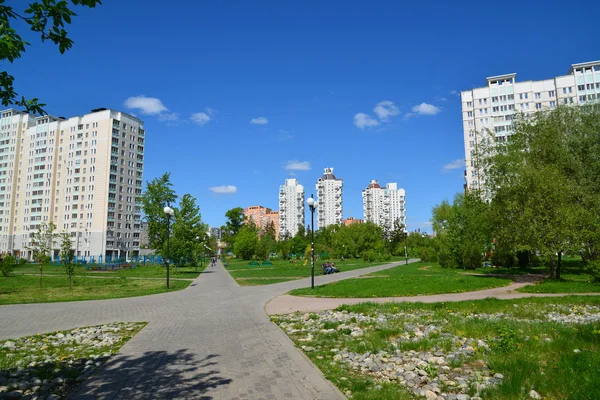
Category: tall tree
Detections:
[
  {"x1": 234, "y1": 225, "x2": 258, "y2": 260},
  {"x1": 225, "y1": 207, "x2": 244, "y2": 235},
  {"x1": 140, "y1": 173, "x2": 177, "y2": 257},
  {"x1": 0, "y1": 0, "x2": 102, "y2": 114},
  {"x1": 60, "y1": 231, "x2": 74, "y2": 289},
  {"x1": 170, "y1": 194, "x2": 207, "y2": 265}
]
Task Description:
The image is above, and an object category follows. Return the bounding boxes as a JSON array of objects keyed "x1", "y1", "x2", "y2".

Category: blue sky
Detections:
[{"x1": 11, "y1": 0, "x2": 599, "y2": 232}]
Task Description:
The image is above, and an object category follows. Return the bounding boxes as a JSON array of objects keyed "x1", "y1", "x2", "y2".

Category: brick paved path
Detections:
[{"x1": 0, "y1": 260, "x2": 415, "y2": 399}]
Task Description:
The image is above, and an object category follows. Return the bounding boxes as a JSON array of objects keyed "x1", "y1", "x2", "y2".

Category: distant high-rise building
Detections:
[
  {"x1": 362, "y1": 179, "x2": 406, "y2": 233},
  {"x1": 0, "y1": 108, "x2": 145, "y2": 259},
  {"x1": 461, "y1": 60, "x2": 600, "y2": 191},
  {"x1": 243, "y1": 206, "x2": 280, "y2": 239},
  {"x1": 209, "y1": 227, "x2": 222, "y2": 240},
  {"x1": 316, "y1": 168, "x2": 343, "y2": 229},
  {"x1": 278, "y1": 179, "x2": 304, "y2": 239}
]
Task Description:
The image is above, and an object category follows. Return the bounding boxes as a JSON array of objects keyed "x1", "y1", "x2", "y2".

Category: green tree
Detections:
[
  {"x1": 27, "y1": 222, "x2": 57, "y2": 287},
  {"x1": 170, "y1": 194, "x2": 206, "y2": 265},
  {"x1": 140, "y1": 173, "x2": 177, "y2": 259},
  {"x1": 59, "y1": 231, "x2": 75, "y2": 289},
  {"x1": 0, "y1": 0, "x2": 102, "y2": 114},
  {"x1": 234, "y1": 225, "x2": 258, "y2": 260},
  {"x1": 264, "y1": 221, "x2": 277, "y2": 240},
  {"x1": 225, "y1": 207, "x2": 244, "y2": 235},
  {"x1": 0, "y1": 255, "x2": 16, "y2": 277}
]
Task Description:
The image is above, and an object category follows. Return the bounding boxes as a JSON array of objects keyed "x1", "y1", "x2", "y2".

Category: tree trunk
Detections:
[
  {"x1": 548, "y1": 254, "x2": 555, "y2": 279},
  {"x1": 40, "y1": 268, "x2": 43, "y2": 288},
  {"x1": 556, "y1": 251, "x2": 562, "y2": 279}
]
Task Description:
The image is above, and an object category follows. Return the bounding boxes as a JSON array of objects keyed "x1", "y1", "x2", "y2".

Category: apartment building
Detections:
[
  {"x1": 278, "y1": 178, "x2": 304, "y2": 239},
  {"x1": 0, "y1": 108, "x2": 145, "y2": 260},
  {"x1": 316, "y1": 168, "x2": 343, "y2": 229},
  {"x1": 209, "y1": 227, "x2": 222, "y2": 240},
  {"x1": 362, "y1": 180, "x2": 406, "y2": 233},
  {"x1": 461, "y1": 60, "x2": 600, "y2": 190},
  {"x1": 243, "y1": 205, "x2": 280, "y2": 239},
  {"x1": 343, "y1": 217, "x2": 363, "y2": 226}
]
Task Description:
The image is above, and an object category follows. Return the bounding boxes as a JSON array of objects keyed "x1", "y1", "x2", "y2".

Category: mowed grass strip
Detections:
[
  {"x1": 224, "y1": 258, "x2": 400, "y2": 285},
  {"x1": 517, "y1": 259, "x2": 600, "y2": 293},
  {"x1": 289, "y1": 262, "x2": 512, "y2": 297},
  {"x1": 0, "y1": 275, "x2": 191, "y2": 305}
]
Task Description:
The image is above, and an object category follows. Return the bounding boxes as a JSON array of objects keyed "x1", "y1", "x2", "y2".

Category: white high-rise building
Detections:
[
  {"x1": 278, "y1": 178, "x2": 304, "y2": 238},
  {"x1": 0, "y1": 108, "x2": 145, "y2": 260},
  {"x1": 461, "y1": 60, "x2": 600, "y2": 191},
  {"x1": 315, "y1": 168, "x2": 342, "y2": 229},
  {"x1": 362, "y1": 180, "x2": 406, "y2": 233}
]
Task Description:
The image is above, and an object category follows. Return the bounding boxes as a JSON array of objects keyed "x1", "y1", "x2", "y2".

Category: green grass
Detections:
[
  {"x1": 273, "y1": 297, "x2": 600, "y2": 400},
  {"x1": 11, "y1": 263, "x2": 204, "y2": 279},
  {"x1": 288, "y1": 261, "x2": 512, "y2": 297},
  {"x1": 0, "y1": 275, "x2": 192, "y2": 305},
  {"x1": 224, "y1": 257, "x2": 400, "y2": 285},
  {"x1": 518, "y1": 258, "x2": 600, "y2": 294}
]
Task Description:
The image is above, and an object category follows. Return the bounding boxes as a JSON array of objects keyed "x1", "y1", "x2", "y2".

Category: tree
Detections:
[
  {"x1": 234, "y1": 225, "x2": 258, "y2": 260},
  {"x1": 265, "y1": 221, "x2": 277, "y2": 240},
  {"x1": 27, "y1": 222, "x2": 57, "y2": 287},
  {"x1": 60, "y1": 231, "x2": 75, "y2": 289},
  {"x1": 225, "y1": 207, "x2": 244, "y2": 235},
  {"x1": 0, "y1": 1, "x2": 102, "y2": 114},
  {"x1": 0, "y1": 255, "x2": 16, "y2": 277},
  {"x1": 140, "y1": 173, "x2": 177, "y2": 259},
  {"x1": 170, "y1": 194, "x2": 207, "y2": 266}
]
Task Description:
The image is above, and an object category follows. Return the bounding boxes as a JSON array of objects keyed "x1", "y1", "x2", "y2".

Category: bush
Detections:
[
  {"x1": 362, "y1": 250, "x2": 391, "y2": 262},
  {"x1": 516, "y1": 250, "x2": 530, "y2": 268},
  {"x1": 437, "y1": 245, "x2": 456, "y2": 268},
  {"x1": 462, "y1": 242, "x2": 483, "y2": 270},
  {"x1": 491, "y1": 247, "x2": 516, "y2": 268},
  {"x1": 18, "y1": 258, "x2": 27, "y2": 265},
  {"x1": 1, "y1": 255, "x2": 16, "y2": 276},
  {"x1": 420, "y1": 247, "x2": 430, "y2": 262},
  {"x1": 585, "y1": 260, "x2": 600, "y2": 282}
]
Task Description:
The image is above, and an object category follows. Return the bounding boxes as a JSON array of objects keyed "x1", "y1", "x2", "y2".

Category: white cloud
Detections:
[
  {"x1": 442, "y1": 159, "x2": 465, "y2": 172},
  {"x1": 450, "y1": 90, "x2": 459, "y2": 96},
  {"x1": 283, "y1": 160, "x2": 311, "y2": 171},
  {"x1": 436, "y1": 96, "x2": 448, "y2": 102},
  {"x1": 411, "y1": 103, "x2": 441, "y2": 116},
  {"x1": 190, "y1": 107, "x2": 216, "y2": 126},
  {"x1": 373, "y1": 100, "x2": 400, "y2": 120},
  {"x1": 209, "y1": 185, "x2": 237, "y2": 194},
  {"x1": 250, "y1": 117, "x2": 268, "y2": 125},
  {"x1": 158, "y1": 112, "x2": 178, "y2": 122},
  {"x1": 353, "y1": 113, "x2": 380, "y2": 129},
  {"x1": 124, "y1": 95, "x2": 168, "y2": 115}
]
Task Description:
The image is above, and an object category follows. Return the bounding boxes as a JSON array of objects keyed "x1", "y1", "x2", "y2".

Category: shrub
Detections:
[
  {"x1": 462, "y1": 242, "x2": 483, "y2": 270},
  {"x1": 584, "y1": 260, "x2": 600, "y2": 282},
  {"x1": 420, "y1": 247, "x2": 430, "y2": 262},
  {"x1": 18, "y1": 258, "x2": 27, "y2": 265},
  {"x1": 1, "y1": 255, "x2": 16, "y2": 277},
  {"x1": 491, "y1": 247, "x2": 515, "y2": 268},
  {"x1": 516, "y1": 250, "x2": 530, "y2": 268},
  {"x1": 437, "y1": 245, "x2": 456, "y2": 268}
]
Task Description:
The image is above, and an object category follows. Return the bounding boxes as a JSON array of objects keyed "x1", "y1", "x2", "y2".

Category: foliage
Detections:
[
  {"x1": 233, "y1": 225, "x2": 259, "y2": 260},
  {"x1": 140, "y1": 173, "x2": 177, "y2": 257},
  {"x1": 584, "y1": 260, "x2": 600, "y2": 283},
  {"x1": 0, "y1": 0, "x2": 102, "y2": 114},
  {"x1": 170, "y1": 194, "x2": 207, "y2": 264},
  {"x1": 59, "y1": 231, "x2": 74, "y2": 289},
  {"x1": 26, "y1": 222, "x2": 58, "y2": 287},
  {"x1": 0, "y1": 255, "x2": 16, "y2": 277},
  {"x1": 462, "y1": 241, "x2": 483, "y2": 270},
  {"x1": 491, "y1": 245, "x2": 516, "y2": 269}
]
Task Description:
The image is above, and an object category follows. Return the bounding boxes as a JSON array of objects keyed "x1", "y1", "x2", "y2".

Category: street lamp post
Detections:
[
  {"x1": 405, "y1": 230, "x2": 408, "y2": 265},
  {"x1": 306, "y1": 195, "x2": 318, "y2": 289},
  {"x1": 164, "y1": 206, "x2": 174, "y2": 289}
]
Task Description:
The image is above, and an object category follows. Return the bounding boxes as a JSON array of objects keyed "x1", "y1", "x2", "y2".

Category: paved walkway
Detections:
[{"x1": 0, "y1": 259, "x2": 416, "y2": 399}]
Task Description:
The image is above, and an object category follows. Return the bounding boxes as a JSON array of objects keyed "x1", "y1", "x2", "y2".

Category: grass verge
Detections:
[{"x1": 289, "y1": 262, "x2": 512, "y2": 298}]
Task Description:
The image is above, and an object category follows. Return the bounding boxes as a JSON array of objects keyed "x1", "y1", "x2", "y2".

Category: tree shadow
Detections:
[{"x1": 69, "y1": 350, "x2": 232, "y2": 399}]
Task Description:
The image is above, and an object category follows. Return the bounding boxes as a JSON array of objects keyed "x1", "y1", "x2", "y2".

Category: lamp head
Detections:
[
  {"x1": 307, "y1": 197, "x2": 316, "y2": 208},
  {"x1": 163, "y1": 206, "x2": 174, "y2": 216}
]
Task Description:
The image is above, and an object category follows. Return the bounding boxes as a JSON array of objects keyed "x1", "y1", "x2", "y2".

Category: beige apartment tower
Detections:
[{"x1": 0, "y1": 108, "x2": 145, "y2": 261}]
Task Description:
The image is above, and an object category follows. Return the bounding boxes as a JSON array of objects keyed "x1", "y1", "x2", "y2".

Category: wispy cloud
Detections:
[
  {"x1": 283, "y1": 160, "x2": 311, "y2": 171},
  {"x1": 191, "y1": 107, "x2": 216, "y2": 126},
  {"x1": 353, "y1": 113, "x2": 380, "y2": 129},
  {"x1": 209, "y1": 185, "x2": 237, "y2": 194},
  {"x1": 158, "y1": 112, "x2": 178, "y2": 122},
  {"x1": 373, "y1": 100, "x2": 400, "y2": 120},
  {"x1": 124, "y1": 95, "x2": 168, "y2": 115},
  {"x1": 442, "y1": 158, "x2": 465, "y2": 172},
  {"x1": 450, "y1": 90, "x2": 460, "y2": 96},
  {"x1": 277, "y1": 129, "x2": 293, "y2": 141},
  {"x1": 407, "y1": 103, "x2": 442, "y2": 117},
  {"x1": 250, "y1": 117, "x2": 268, "y2": 125},
  {"x1": 436, "y1": 96, "x2": 448, "y2": 102}
]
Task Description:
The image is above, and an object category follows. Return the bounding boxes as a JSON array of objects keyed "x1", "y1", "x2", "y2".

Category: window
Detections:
[
  {"x1": 467, "y1": 111, "x2": 473, "y2": 117},
  {"x1": 549, "y1": 91, "x2": 555, "y2": 97},
  {"x1": 568, "y1": 87, "x2": 573, "y2": 93},
  {"x1": 535, "y1": 103, "x2": 542, "y2": 110},
  {"x1": 535, "y1": 93, "x2": 541, "y2": 99},
  {"x1": 550, "y1": 101, "x2": 556, "y2": 108},
  {"x1": 563, "y1": 88, "x2": 567, "y2": 94},
  {"x1": 578, "y1": 85, "x2": 585, "y2": 91}
]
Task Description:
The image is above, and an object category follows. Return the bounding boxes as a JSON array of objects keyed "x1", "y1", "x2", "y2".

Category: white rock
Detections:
[
  {"x1": 425, "y1": 390, "x2": 438, "y2": 400},
  {"x1": 529, "y1": 390, "x2": 542, "y2": 399}
]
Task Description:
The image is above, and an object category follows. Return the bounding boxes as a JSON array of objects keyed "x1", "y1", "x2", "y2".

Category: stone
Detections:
[
  {"x1": 529, "y1": 390, "x2": 542, "y2": 399},
  {"x1": 369, "y1": 365, "x2": 380, "y2": 372},
  {"x1": 425, "y1": 390, "x2": 438, "y2": 400},
  {"x1": 573, "y1": 349, "x2": 581, "y2": 353},
  {"x1": 456, "y1": 395, "x2": 469, "y2": 400},
  {"x1": 333, "y1": 355, "x2": 342, "y2": 362},
  {"x1": 494, "y1": 373, "x2": 504, "y2": 379},
  {"x1": 47, "y1": 395, "x2": 61, "y2": 400},
  {"x1": 4, "y1": 391, "x2": 23, "y2": 400},
  {"x1": 303, "y1": 313, "x2": 310, "y2": 321},
  {"x1": 2, "y1": 341, "x2": 16, "y2": 350}
]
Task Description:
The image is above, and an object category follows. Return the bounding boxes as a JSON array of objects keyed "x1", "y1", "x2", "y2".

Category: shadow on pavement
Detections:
[{"x1": 69, "y1": 351, "x2": 232, "y2": 399}]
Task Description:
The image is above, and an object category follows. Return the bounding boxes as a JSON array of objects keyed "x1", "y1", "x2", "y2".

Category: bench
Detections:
[
  {"x1": 261, "y1": 261, "x2": 273, "y2": 267},
  {"x1": 120, "y1": 263, "x2": 135, "y2": 269},
  {"x1": 248, "y1": 261, "x2": 260, "y2": 268},
  {"x1": 89, "y1": 265, "x2": 104, "y2": 271}
]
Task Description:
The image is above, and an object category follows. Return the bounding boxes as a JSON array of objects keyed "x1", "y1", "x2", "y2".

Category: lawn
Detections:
[
  {"x1": 272, "y1": 296, "x2": 600, "y2": 400},
  {"x1": 10, "y1": 263, "x2": 203, "y2": 279},
  {"x1": 224, "y1": 257, "x2": 402, "y2": 286},
  {"x1": 0, "y1": 275, "x2": 192, "y2": 305},
  {"x1": 289, "y1": 261, "x2": 512, "y2": 297}
]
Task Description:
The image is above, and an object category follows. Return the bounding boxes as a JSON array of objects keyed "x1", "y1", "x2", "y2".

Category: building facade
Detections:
[
  {"x1": 362, "y1": 180, "x2": 406, "y2": 233},
  {"x1": 209, "y1": 227, "x2": 222, "y2": 240},
  {"x1": 279, "y1": 178, "x2": 304, "y2": 239},
  {"x1": 243, "y1": 206, "x2": 280, "y2": 239},
  {"x1": 461, "y1": 60, "x2": 600, "y2": 190},
  {"x1": 343, "y1": 217, "x2": 363, "y2": 226},
  {"x1": 0, "y1": 108, "x2": 145, "y2": 260},
  {"x1": 316, "y1": 168, "x2": 343, "y2": 229}
]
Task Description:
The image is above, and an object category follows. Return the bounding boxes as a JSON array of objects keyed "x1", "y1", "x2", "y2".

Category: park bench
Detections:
[
  {"x1": 261, "y1": 260, "x2": 273, "y2": 267},
  {"x1": 120, "y1": 263, "x2": 135, "y2": 269},
  {"x1": 248, "y1": 261, "x2": 260, "y2": 268}
]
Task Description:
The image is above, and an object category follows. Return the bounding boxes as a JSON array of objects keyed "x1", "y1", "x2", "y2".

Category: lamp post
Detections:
[
  {"x1": 306, "y1": 195, "x2": 318, "y2": 289},
  {"x1": 405, "y1": 230, "x2": 408, "y2": 265},
  {"x1": 204, "y1": 244, "x2": 211, "y2": 266},
  {"x1": 164, "y1": 205, "x2": 174, "y2": 288}
]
